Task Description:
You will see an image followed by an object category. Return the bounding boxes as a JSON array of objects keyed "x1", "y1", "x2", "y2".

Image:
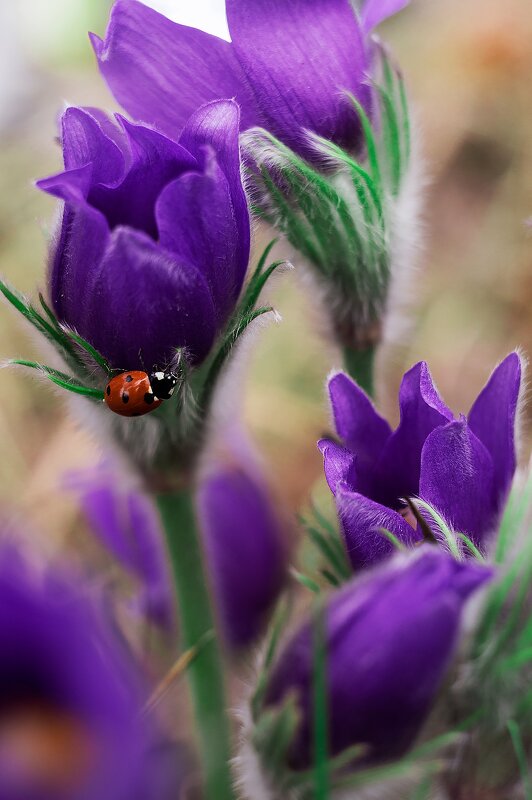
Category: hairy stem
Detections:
[
  {"x1": 157, "y1": 490, "x2": 234, "y2": 800},
  {"x1": 342, "y1": 346, "x2": 376, "y2": 397}
]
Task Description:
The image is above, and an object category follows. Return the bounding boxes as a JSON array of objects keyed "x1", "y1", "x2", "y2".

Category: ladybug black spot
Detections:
[
  {"x1": 122, "y1": 392, "x2": 130, "y2": 404},
  {"x1": 125, "y1": 375, "x2": 133, "y2": 383},
  {"x1": 106, "y1": 385, "x2": 111, "y2": 396},
  {"x1": 144, "y1": 392, "x2": 155, "y2": 405}
]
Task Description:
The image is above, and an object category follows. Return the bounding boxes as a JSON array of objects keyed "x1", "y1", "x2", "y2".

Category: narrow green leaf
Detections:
[
  {"x1": 199, "y1": 306, "x2": 274, "y2": 414},
  {"x1": 413, "y1": 498, "x2": 462, "y2": 560},
  {"x1": 9, "y1": 360, "x2": 104, "y2": 400},
  {"x1": 0, "y1": 279, "x2": 78, "y2": 359},
  {"x1": 378, "y1": 527, "x2": 407, "y2": 551},
  {"x1": 375, "y1": 83, "x2": 402, "y2": 194},
  {"x1": 507, "y1": 720, "x2": 532, "y2": 799},
  {"x1": 290, "y1": 568, "x2": 320, "y2": 595},
  {"x1": 305, "y1": 506, "x2": 351, "y2": 580},
  {"x1": 252, "y1": 596, "x2": 292, "y2": 719},
  {"x1": 254, "y1": 238, "x2": 279, "y2": 276},
  {"x1": 252, "y1": 697, "x2": 300, "y2": 773},
  {"x1": 320, "y1": 569, "x2": 340, "y2": 588},
  {"x1": 456, "y1": 532, "x2": 485, "y2": 561},
  {"x1": 346, "y1": 93, "x2": 383, "y2": 199},
  {"x1": 38, "y1": 293, "x2": 61, "y2": 329},
  {"x1": 312, "y1": 601, "x2": 329, "y2": 800},
  {"x1": 305, "y1": 524, "x2": 351, "y2": 581},
  {"x1": 259, "y1": 165, "x2": 322, "y2": 266},
  {"x1": 61, "y1": 326, "x2": 111, "y2": 375},
  {"x1": 239, "y1": 259, "x2": 287, "y2": 320}
]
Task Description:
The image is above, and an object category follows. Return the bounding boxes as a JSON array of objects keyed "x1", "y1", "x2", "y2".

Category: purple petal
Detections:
[
  {"x1": 265, "y1": 548, "x2": 492, "y2": 768},
  {"x1": 78, "y1": 474, "x2": 173, "y2": 628},
  {"x1": 198, "y1": 465, "x2": 286, "y2": 650},
  {"x1": 468, "y1": 352, "x2": 522, "y2": 510},
  {"x1": 47, "y1": 204, "x2": 109, "y2": 324},
  {"x1": 336, "y1": 485, "x2": 422, "y2": 570},
  {"x1": 90, "y1": 116, "x2": 197, "y2": 239},
  {"x1": 227, "y1": 0, "x2": 370, "y2": 157},
  {"x1": 361, "y1": 0, "x2": 410, "y2": 33},
  {"x1": 39, "y1": 110, "x2": 197, "y2": 240},
  {"x1": 91, "y1": 0, "x2": 256, "y2": 140},
  {"x1": 0, "y1": 546, "x2": 153, "y2": 798},
  {"x1": 179, "y1": 101, "x2": 250, "y2": 270},
  {"x1": 78, "y1": 226, "x2": 217, "y2": 370},
  {"x1": 37, "y1": 162, "x2": 95, "y2": 204},
  {"x1": 373, "y1": 362, "x2": 454, "y2": 507},
  {"x1": 318, "y1": 438, "x2": 357, "y2": 495},
  {"x1": 61, "y1": 106, "x2": 125, "y2": 185},
  {"x1": 159, "y1": 101, "x2": 250, "y2": 323},
  {"x1": 328, "y1": 371, "x2": 392, "y2": 466},
  {"x1": 420, "y1": 420, "x2": 495, "y2": 548}
]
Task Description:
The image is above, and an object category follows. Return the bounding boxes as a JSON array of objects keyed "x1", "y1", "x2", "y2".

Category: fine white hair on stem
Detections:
[{"x1": 382, "y1": 109, "x2": 428, "y2": 350}]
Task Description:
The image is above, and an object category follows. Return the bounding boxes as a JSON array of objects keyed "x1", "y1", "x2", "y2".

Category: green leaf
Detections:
[
  {"x1": 9, "y1": 360, "x2": 105, "y2": 400},
  {"x1": 375, "y1": 82, "x2": 402, "y2": 195},
  {"x1": 312, "y1": 601, "x2": 329, "y2": 800},
  {"x1": 303, "y1": 522, "x2": 351, "y2": 582},
  {"x1": 0, "y1": 279, "x2": 78, "y2": 360},
  {"x1": 252, "y1": 596, "x2": 293, "y2": 719},
  {"x1": 346, "y1": 93, "x2": 383, "y2": 199},
  {"x1": 378, "y1": 527, "x2": 407, "y2": 551},
  {"x1": 252, "y1": 695, "x2": 301, "y2": 774},
  {"x1": 60, "y1": 326, "x2": 111, "y2": 375},
  {"x1": 199, "y1": 305, "x2": 274, "y2": 415},
  {"x1": 412, "y1": 498, "x2": 462, "y2": 560},
  {"x1": 290, "y1": 568, "x2": 321, "y2": 595},
  {"x1": 456, "y1": 532, "x2": 485, "y2": 561},
  {"x1": 507, "y1": 720, "x2": 532, "y2": 799}
]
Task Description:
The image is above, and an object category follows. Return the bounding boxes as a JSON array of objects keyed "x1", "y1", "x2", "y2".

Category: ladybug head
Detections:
[{"x1": 149, "y1": 371, "x2": 178, "y2": 401}]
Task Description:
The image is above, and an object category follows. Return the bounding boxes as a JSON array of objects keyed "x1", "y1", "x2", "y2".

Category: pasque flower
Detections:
[
  {"x1": 319, "y1": 353, "x2": 522, "y2": 569},
  {"x1": 69, "y1": 448, "x2": 286, "y2": 650},
  {"x1": 90, "y1": 0, "x2": 409, "y2": 163},
  {"x1": 262, "y1": 548, "x2": 492, "y2": 770},
  {"x1": 0, "y1": 546, "x2": 178, "y2": 800},
  {"x1": 70, "y1": 465, "x2": 174, "y2": 629},
  {"x1": 197, "y1": 439, "x2": 287, "y2": 650},
  {"x1": 37, "y1": 99, "x2": 249, "y2": 373}
]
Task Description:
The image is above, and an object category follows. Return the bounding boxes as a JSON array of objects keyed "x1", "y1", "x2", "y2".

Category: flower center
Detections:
[{"x1": 0, "y1": 703, "x2": 96, "y2": 794}]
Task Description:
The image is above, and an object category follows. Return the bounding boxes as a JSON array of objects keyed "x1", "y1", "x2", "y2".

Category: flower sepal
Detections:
[{"x1": 242, "y1": 50, "x2": 411, "y2": 353}]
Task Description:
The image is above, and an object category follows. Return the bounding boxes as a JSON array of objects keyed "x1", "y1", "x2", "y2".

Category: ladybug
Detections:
[{"x1": 104, "y1": 370, "x2": 178, "y2": 418}]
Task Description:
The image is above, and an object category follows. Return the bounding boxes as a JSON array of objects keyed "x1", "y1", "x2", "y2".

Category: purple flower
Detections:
[
  {"x1": 197, "y1": 447, "x2": 287, "y2": 650},
  {"x1": 69, "y1": 465, "x2": 174, "y2": 629},
  {"x1": 319, "y1": 353, "x2": 522, "y2": 569},
  {"x1": 263, "y1": 548, "x2": 492, "y2": 769},
  {"x1": 0, "y1": 546, "x2": 174, "y2": 800},
  {"x1": 37, "y1": 99, "x2": 249, "y2": 372},
  {"x1": 90, "y1": 0, "x2": 409, "y2": 162},
  {"x1": 68, "y1": 448, "x2": 286, "y2": 651}
]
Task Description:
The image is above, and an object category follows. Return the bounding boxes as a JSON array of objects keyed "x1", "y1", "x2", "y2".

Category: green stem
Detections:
[
  {"x1": 157, "y1": 491, "x2": 235, "y2": 800},
  {"x1": 342, "y1": 346, "x2": 376, "y2": 397}
]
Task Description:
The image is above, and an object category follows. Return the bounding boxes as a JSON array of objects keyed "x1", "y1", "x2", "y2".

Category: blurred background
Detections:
[{"x1": 0, "y1": 0, "x2": 530, "y2": 556}]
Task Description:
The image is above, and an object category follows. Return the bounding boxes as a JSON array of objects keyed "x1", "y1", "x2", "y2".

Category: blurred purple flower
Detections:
[
  {"x1": 319, "y1": 353, "x2": 522, "y2": 569},
  {"x1": 37, "y1": 99, "x2": 249, "y2": 372},
  {"x1": 264, "y1": 548, "x2": 492, "y2": 769},
  {"x1": 71, "y1": 466, "x2": 174, "y2": 629},
  {"x1": 71, "y1": 449, "x2": 286, "y2": 651},
  {"x1": 198, "y1": 453, "x2": 287, "y2": 650},
  {"x1": 0, "y1": 546, "x2": 177, "y2": 800},
  {"x1": 90, "y1": 0, "x2": 409, "y2": 162}
]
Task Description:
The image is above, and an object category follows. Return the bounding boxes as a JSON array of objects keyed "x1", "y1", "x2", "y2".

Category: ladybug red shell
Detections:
[{"x1": 104, "y1": 371, "x2": 162, "y2": 417}]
